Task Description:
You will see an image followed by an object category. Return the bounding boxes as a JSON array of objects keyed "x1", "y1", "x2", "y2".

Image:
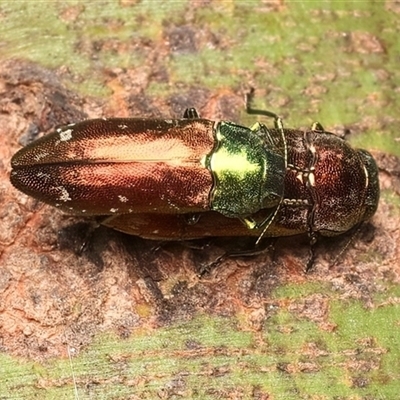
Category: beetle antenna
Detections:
[
  {"x1": 246, "y1": 89, "x2": 287, "y2": 245},
  {"x1": 329, "y1": 223, "x2": 364, "y2": 269},
  {"x1": 245, "y1": 88, "x2": 281, "y2": 120}
]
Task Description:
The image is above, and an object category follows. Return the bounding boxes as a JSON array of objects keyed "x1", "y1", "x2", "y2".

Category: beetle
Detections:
[{"x1": 10, "y1": 97, "x2": 379, "y2": 268}]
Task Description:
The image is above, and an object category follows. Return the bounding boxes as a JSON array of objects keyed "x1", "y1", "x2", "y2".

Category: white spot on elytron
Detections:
[
  {"x1": 57, "y1": 186, "x2": 72, "y2": 202},
  {"x1": 118, "y1": 195, "x2": 128, "y2": 203},
  {"x1": 308, "y1": 172, "x2": 315, "y2": 187},
  {"x1": 34, "y1": 151, "x2": 49, "y2": 162},
  {"x1": 128, "y1": 209, "x2": 133, "y2": 213},
  {"x1": 296, "y1": 172, "x2": 303, "y2": 184},
  {"x1": 118, "y1": 124, "x2": 128, "y2": 130},
  {"x1": 164, "y1": 120, "x2": 173, "y2": 124},
  {"x1": 37, "y1": 171, "x2": 50, "y2": 179},
  {"x1": 309, "y1": 144, "x2": 316, "y2": 154},
  {"x1": 110, "y1": 208, "x2": 119, "y2": 213},
  {"x1": 81, "y1": 210, "x2": 86, "y2": 213},
  {"x1": 59, "y1": 129, "x2": 73, "y2": 142},
  {"x1": 56, "y1": 124, "x2": 75, "y2": 133},
  {"x1": 102, "y1": 117, "x2": 107, "y2": 121}
]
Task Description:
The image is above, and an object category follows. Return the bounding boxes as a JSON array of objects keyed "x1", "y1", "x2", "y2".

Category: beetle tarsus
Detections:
[{"x1": 306, "y1": 244, "x2": 317, "y2": 272}]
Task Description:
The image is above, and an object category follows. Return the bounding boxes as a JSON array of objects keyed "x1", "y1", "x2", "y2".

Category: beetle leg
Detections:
[
  {"x1": 329, "y1": 222, "x2": 364, "y2": 269},
  {"x1": 311, "y1": 122, "x2": 324, "y2": 132},
  {"x1": 245, "y1": 90, "x2": 325, "y2": 268},
  {"x1": 183, "y1": 108, "x2": 200, "y2": 119},
  {"x1": 199, "y1": 237, "x2": 277, "y2": 276},
  {"x1": 303, "y1": 131, "x2": 321, "y2": 271},
  {"x1": 229, "y1": 237, "x2": 276, "y2": 258},
  {"x1": 306, "y1": 232, "x2": 318, "y2": 272}
]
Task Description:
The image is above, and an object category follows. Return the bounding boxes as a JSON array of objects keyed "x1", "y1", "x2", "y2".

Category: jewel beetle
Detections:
[{"x1": 10, "y1": 97, "x2": 379, "y2": 267}]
